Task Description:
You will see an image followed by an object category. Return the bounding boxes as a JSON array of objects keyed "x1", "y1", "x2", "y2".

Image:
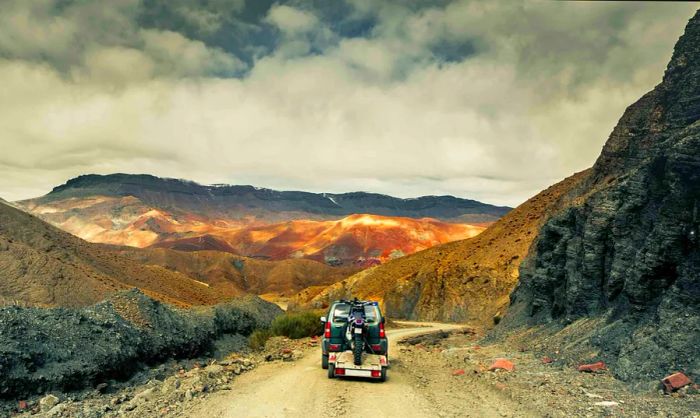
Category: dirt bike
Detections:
[{"x1": 345, "y1": 301, "x2": 370, "y2": 365}]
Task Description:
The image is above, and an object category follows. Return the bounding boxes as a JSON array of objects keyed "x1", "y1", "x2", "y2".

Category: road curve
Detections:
[{"x1": 185, "y1": 322, "x2": 463, "y2": 418}]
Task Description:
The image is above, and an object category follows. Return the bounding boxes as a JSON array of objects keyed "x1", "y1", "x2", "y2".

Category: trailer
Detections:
[{"x1": 327, "y1": 351, "x2": 388, "y2": 382}]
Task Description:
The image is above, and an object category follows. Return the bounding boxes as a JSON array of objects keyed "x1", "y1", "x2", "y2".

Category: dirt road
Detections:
[{"x1": 184, "y1": 322, "x2": 469, "y2": 418}]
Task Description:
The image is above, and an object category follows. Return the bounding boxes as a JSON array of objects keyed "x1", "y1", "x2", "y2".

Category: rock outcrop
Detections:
[
  {"x1": 0, "y1": 290, "x2": 282, "y2": 398},
  {"x1": 502, "y1": 9, "x2": 700, "y2": 386}
]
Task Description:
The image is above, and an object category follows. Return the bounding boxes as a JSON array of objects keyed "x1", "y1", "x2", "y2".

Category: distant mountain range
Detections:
[
  {"x1": 17, "y1": 174, "x2": 504, "y2": 266},
  {"x1": 34, "y1": 174, "x2": 510, "y2": 223}
]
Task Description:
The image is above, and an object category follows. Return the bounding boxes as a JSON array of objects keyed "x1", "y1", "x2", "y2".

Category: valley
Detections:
[{"x1": 1, "y1": 3, "x2": 699, "y2": 418}]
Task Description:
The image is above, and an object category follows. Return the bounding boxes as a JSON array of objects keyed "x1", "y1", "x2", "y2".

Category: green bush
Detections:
[
  {"x1": 270, "y1": 311, "x2": 323, "y2": 339},
  {"x1": 248, "y1": 311, "x2": 323, "y2": 350},
  {"x1": 248, "y1": 329, "x2": 273, "y2": 351}
]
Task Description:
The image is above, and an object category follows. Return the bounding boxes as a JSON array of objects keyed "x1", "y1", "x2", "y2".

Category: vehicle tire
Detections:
[
  {"x1": 328, "y1": 364, "x2": 335, "y2": 379},
  {"x1": 322, "y1": 354, "x2": 329, "y2": 370},
  {"x1": 379, "y1": 366, "x2": 387, "y2": 382},
  {"x1": 353, "y1": 336, "x2": 363, "y2": 366}
]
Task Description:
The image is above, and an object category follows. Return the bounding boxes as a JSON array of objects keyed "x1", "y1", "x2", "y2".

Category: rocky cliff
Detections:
[{"x1": 502, "y1": 9, "x2": 700, "y2": 387}]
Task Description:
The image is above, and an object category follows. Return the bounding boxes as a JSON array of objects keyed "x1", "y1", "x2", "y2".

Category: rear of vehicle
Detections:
[{"x1": 320, "y1": 300, "x2": 389, "y2": 381}]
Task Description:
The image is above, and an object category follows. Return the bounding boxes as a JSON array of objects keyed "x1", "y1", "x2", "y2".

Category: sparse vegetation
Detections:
[
  {"x1": 248, "y1": 311, "x2": 323, "y2": 350},
  {"x1": 248, "y1": 329, "x2": 273, "y2": 351}
]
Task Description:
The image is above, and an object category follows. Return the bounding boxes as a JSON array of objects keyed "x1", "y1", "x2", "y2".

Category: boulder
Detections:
[
  {"x1": 662, "y1": 372, "x2": 692, "y2": 393},
  {"x1": 39, "y1": 394, "x2": 60, "y2": 412},
  {"x1": 578, "y1": 362, "x2": 607, "y2": 373},
  {"x1": 488, "y1": 359, "x2": 515, "y2": 372}
]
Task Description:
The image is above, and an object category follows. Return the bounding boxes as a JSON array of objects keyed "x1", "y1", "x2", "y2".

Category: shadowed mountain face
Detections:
[
  {"x1": 18, "y1": 174, "x2": 498, "y2": 265},
  {"x1": 296, "y1": 170, "x2": 589, "y2": 323},
  {"x1": 502, "y1": 10, "x2": 700, "y2": 386}
]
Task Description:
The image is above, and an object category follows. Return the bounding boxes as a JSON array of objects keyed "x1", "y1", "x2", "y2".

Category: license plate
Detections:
[{"x1": 354, "y1": 328, "x2": 363, "y2": 334}]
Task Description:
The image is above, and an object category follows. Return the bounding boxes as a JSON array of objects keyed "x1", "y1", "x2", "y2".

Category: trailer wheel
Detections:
[
  {"x1": 379, "y1": 366, "x2": 387, "y2": 382},
  {"x1": 322, "y1": 354, "x2": 329, "y2": 369},
  {"x1": 328, "y1": 364, "x2": 335, "y2": 379}
]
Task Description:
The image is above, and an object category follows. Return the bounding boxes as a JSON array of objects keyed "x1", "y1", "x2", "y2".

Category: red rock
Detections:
[
  {"x1": 488, "y1": 358, "x2": 515, "y2": 372},
  {"x1": 471, "y1": 345, "x2": 481, "y2": 350},
  {"x1": 662, "y1": 372, "x2": 692, "y2": 393},
  {"x1": 452, "y1": 369, "x2": 466, "y2": 376},
  {"x1": 281, "y1": 348, "x2": 292, "y2": 354},
  {"x1": 577, "y1": 361, "x2": 607, "y2": 373},
  {"x1": 18, "y1": 400, "x2": 28, "y2": 411},
  {"x1": 541, "y1": 356, "x2": 554, "y2": 364}
]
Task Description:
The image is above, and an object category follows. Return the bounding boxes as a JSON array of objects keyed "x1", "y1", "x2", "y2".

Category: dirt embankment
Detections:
[
  {"x1": 0, "y1": 289, "x2": 282, "y2": 400},
  {"x1": 396, "y1": 328, "x2": 700, "y2": 417}
]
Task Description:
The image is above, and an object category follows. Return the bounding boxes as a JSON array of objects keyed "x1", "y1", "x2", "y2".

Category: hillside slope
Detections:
[
  {"x1": 115, "y1": 247, "x2": 358, "y2": 297},
  {"x1": 297, "y1": 170, "x2": 589, "y2": 323},
  {"x1": 152, "y1": 214, "x2": 484, "y2": 265},
  {"x1": 501, "y1": 10, "x2": 700, "y2": 386},
  {"x1": 0, "y1": 201, "x2": 231, "y2": 308}
]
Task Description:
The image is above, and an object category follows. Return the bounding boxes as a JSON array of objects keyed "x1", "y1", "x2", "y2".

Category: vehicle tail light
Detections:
[
  {"x1": 371, "y1": 370, "x2": 381, "y2": 378},
  {"x1": 335, "y1": 368, "x2": 345, "y2": 375},
  {"x1": 324, "y1": 320, "x2": 331, "y2": 338},
  {"x1": 329, "y1": 344, "x2": 341, "y2": 351},
  {"x1": 371, "y1": 344, "x2": 382, "y2": 352},
  {"x1": 379, "y1": 322, "x2": 385, "y2": 338}
]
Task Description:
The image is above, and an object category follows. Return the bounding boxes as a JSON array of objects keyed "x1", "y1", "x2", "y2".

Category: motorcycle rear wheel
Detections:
[{"x1": 353, "y1": 335, "x2": 363, "y2": 365}]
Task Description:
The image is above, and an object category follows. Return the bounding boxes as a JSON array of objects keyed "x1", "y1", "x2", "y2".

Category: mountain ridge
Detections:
[{"x1": 32, "y1": 173, "x2": 510, "y2": 223}]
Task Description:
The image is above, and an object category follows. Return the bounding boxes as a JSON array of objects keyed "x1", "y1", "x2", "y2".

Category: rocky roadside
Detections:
[
  {"x1": 5, "y1": 336, "x2": 317, "y2": 418},
  {"x1": 397, "y1": 329, "x2": 700, "y2": 418}
]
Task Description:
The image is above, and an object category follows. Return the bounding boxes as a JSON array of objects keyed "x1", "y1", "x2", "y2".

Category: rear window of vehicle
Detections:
[
  {"x1": 331, "y1": 304, "x2": 350, "y2": 323},
  {"x1": 331, "y1": 303, "x2": 381, "y2": 324},
  {"x1": 364, "y1": 305, "x2": 381, "y2": 323}
]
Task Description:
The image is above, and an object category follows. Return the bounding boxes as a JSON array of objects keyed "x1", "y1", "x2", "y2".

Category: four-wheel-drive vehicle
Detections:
[{"x1": 320, "y1": 299, "x2": 388, "y2": 381}]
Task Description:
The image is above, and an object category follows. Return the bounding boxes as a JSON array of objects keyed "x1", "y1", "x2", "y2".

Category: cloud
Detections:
[
  {"x1": 0, "y1": 1, "x2": 697, "y2": 207},
  {"x1": 266, "y1": 5, "x2": 319, "y2": 33}
]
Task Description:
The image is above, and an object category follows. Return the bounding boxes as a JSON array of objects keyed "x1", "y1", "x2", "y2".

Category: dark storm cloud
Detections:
[{"x1": 0, "y1": 1, "x2": 697, "y2": 206}]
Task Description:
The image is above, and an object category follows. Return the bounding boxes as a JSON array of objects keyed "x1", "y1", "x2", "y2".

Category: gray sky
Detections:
[{"x1": 0, "y1": 1, "x2": 697, "y2": 206}]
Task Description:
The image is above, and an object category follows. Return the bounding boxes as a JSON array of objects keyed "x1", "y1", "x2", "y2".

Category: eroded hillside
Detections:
[
  {"x1": 0, "y1": 201, "x2": 230, "y2": 307},
  {"x1": 296, "y1": 170, "x2": 589, "y2": 324}
]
